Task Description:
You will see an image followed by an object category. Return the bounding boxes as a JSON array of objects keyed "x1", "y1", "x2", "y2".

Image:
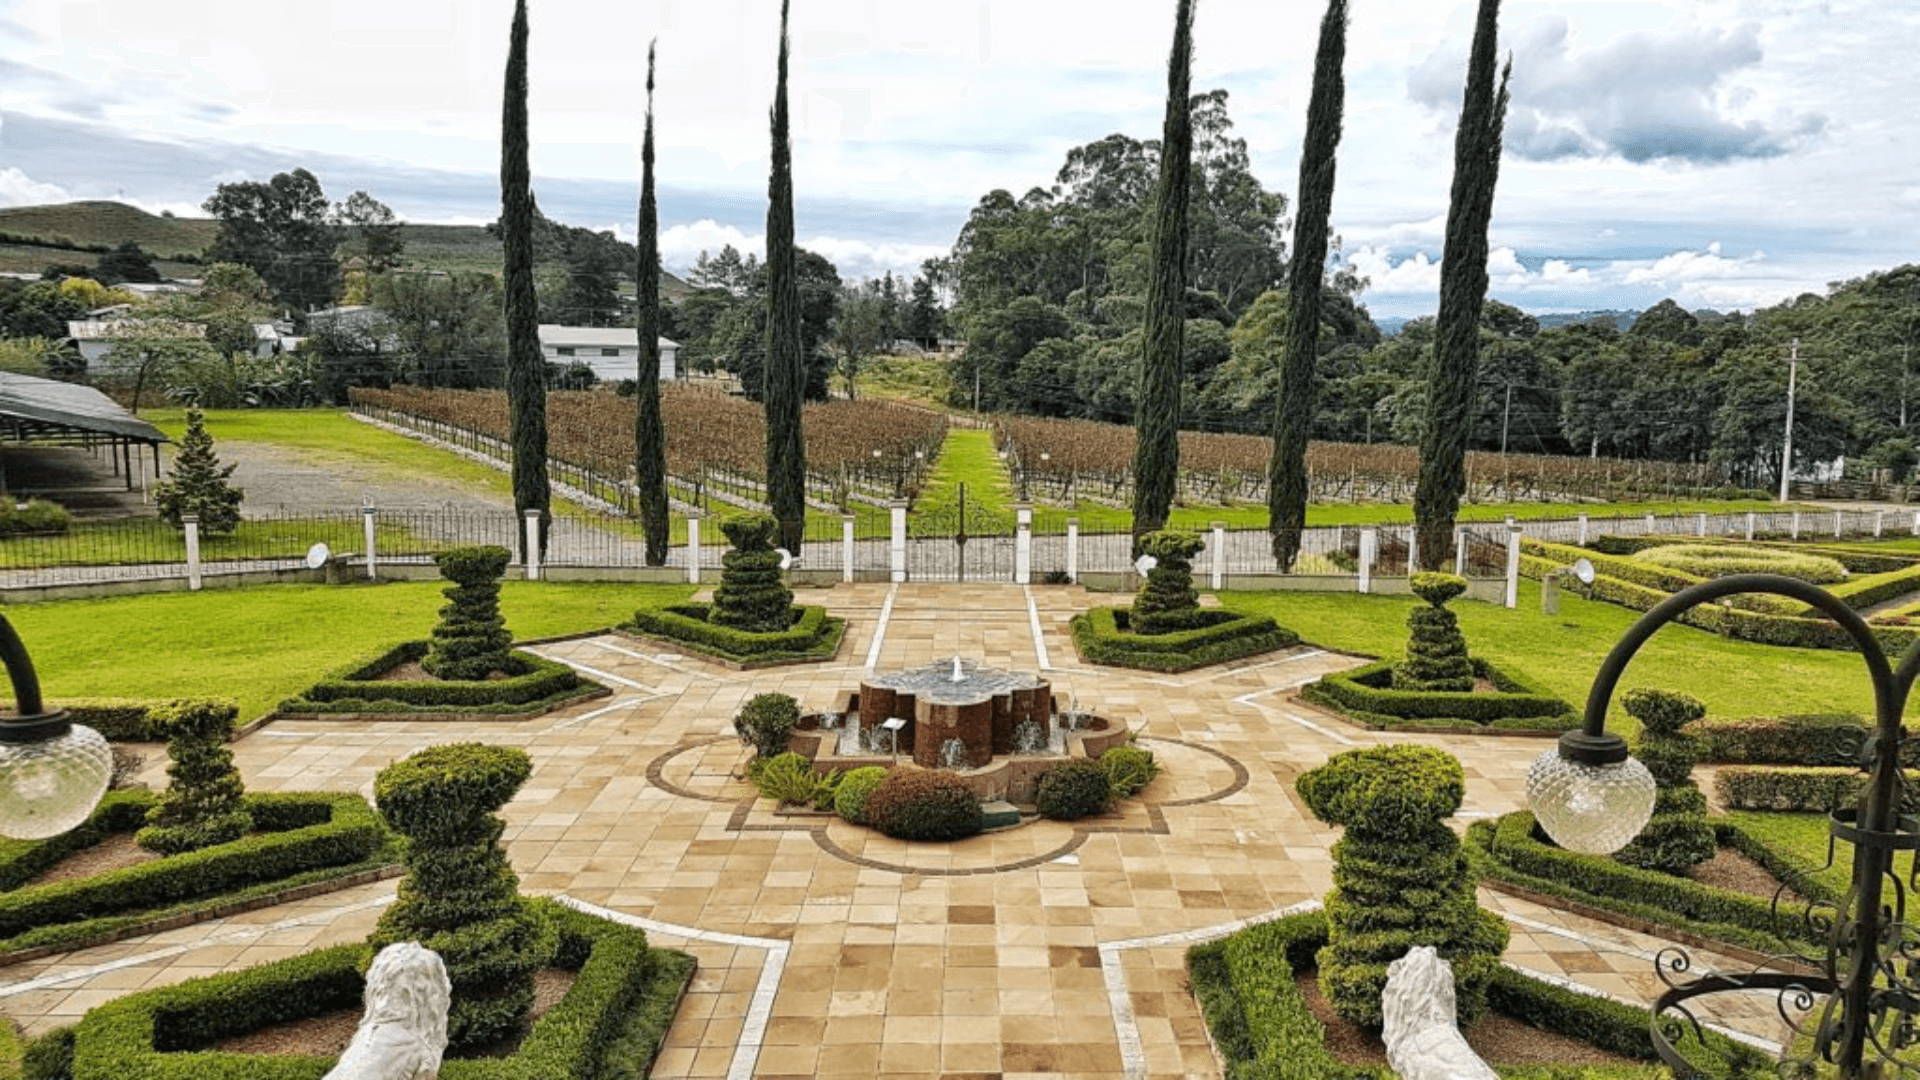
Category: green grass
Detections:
[
  {"x1": 1223, "y1": 577, "x2": 1912, "y2": 737},
  {"x1": 911, "y1": 429, "x2": 1017, "y2": 536},
  {"x1": 8, "y1": 581, "x2": 692, "y2": 724},
  {"x1": 146, "y1": 408, "x2": 520, "y2": 495},
  {"x1": 0, "y1": 517, "x2": 424, "y2": 568},
  {"x1": 854, "y1": 353, "x2": 953, "y2": 408},
  {"x1": 1721, "y1": 810, "x2": 1850, "y2": 899}
]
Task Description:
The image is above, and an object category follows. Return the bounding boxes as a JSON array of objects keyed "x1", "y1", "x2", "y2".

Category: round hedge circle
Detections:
[{"x1": 1630, "y1": 544, "x2": 1848, "y2": 585}]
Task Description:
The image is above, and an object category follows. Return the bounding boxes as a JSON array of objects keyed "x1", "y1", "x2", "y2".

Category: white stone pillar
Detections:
[
  {"x1": 1791, "y1": 510, "x2": 1801, "y2": 539},
  {"x1": 363, "y1": 506, "x2": 378, "y2": 580},
  {"x1": 1878, "y1": 510, "x2": 1886, "y2": 538},
  {"x1": 842, "y1": 514, "x2": 856, "y2": 583},
  {"x1": 1645, "y1": 512, "x2": 1656, "y2": 535},
  {"x1": 1210, "y1": 521, "x2": 1226, "y2": 591},
  {"x1": 1834, "y1": 511, "x2": 1844, "y2": 538},
  {"x1": 1696, "y1": 512, "x2": 1707, "y2": 537},
  {"x1": 1015, "y1": 504, "x2": 1032, "y2": 585},
  {"x1": 686, "y1": 514, "x2": 701, "y2": 585},
  {"x1": 1454, "y1": 529, "x2": 1467, "y2": 576},
  {"x1": 1358, "y1": 528, "x2": 1376, "y2": 594},
  {"x1": 523, "y1": 510, "x2": 541, "y2": 581},
  {"x1": 1576, "y1": 513, "x2": 1588, "y2": 546},
  {"x1": 1746, "y1": 511, "x2": 1756, "y2": 541},
  {"x1": 1505, "y1": 525, "x2": 1522, "y2": 609},
  {"x1": 1066, "y1": 517, "x2": 1080, "y2": 583},
  {"x1": 183, "y1": 513, "x2": 202, "y2": 591},
  {"x1": 890, "y1": 500, "x2": 908, "y2": 583}
]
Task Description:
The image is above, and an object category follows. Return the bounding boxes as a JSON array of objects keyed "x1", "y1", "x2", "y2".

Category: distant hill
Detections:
[
  {"x1": 1533, "y1": 309, "x2": 1639, "y2": 331},
  {"x1": 0, "y1": 200, "x2": 690, "y2": 300}
]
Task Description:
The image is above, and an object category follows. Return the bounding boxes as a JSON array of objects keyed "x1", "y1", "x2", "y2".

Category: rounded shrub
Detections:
[
  {"x1": 1130, "y1": 530, "x2": 1207, "y2": 635},
  {"x1": 1393, "y1": 572, "x2": 1473, "y2": 693},
  {"x1": 371, "y1": 743, "x2": 551, "y2": 1052},
  {"x1": 734, "y1": 692, "x2": 801, "y2": 760},
  {"x1": 1297, "y1": 745, "x2": 1507, "y2": 1028},
  {"x1": 709, "y1": 512, "x2": 794, "y2": 632},
  {"x1": 1036, "y1": 759, "x2": 1112, "y2": 820},
  {"x1": 1631, "y1": 543, "x2": 1848, "y2": 585},
  {"x1": 137, "y1": 698, "x2": 251, "y2": 855},
  {"x1": 864, "y1": 768, "x2": 983, "y2": 841},
  {"x1": 833, "y1": 766, "x2": 889, "y2": 825},
  {"x1": 1100, "y1": 744, "x2": 1161, "y2": 799},
  {"x1": 422, "y1": 544, "x2": 514, "y2": 681},
  {"x1": 1617, "y1": 688, "x2": 1716, "y2": 876}
]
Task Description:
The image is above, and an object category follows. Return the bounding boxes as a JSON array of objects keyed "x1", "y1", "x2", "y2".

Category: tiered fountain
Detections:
[{"x1": 787, "y1": 656, "x2": 1130, "y2": 803}]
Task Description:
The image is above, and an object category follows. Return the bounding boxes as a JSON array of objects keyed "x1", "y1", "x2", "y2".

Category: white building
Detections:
[
  {"x1": 65, "y1": 317, "x2": 206, "y2": 365},
  {"x1": 537, "y1": 325, "x2": 679, "y2": 383}
]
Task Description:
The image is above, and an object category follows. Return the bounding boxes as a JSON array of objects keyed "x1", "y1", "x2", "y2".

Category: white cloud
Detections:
[
  {"x1": 0, "y1": 167, "x2": 69, "y2": 208},
  {"x1": 1348, "y1": 247, "x2": 1442, "y2": 297},
  {"x1": 659, "y1": 218, "x2": 762, "y2": 272},
  {"x1": 1621, "y1": 243, "x2": 1766, "y2": 286}
]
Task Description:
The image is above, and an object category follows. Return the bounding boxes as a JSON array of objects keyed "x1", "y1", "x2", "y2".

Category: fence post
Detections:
[
  {"x1": 1210, "y1": 521, "x2": 1226, "y2": 591},
  {"x1": 1645, "y1": 512, "x2": 1656, "y2": 535},
  {"x1": 362, "y1": 506, "x2": 378, "y2": 580},
  {"x1": 842, "y1": 514, "x2": 856, "y2": 584},
  {"x1": 1696, "y1": 512, "x2": 1707, "y2": 538},
  {"x1": 1015, "y1": 504, "x2": 1032, "y2": 585},
  {"x1": 1454, "y1": 529, "x2": 1467, "y2": 576},
  {"x1": 183, "y1": 513, "x2": 202, "y2": 591},
  {"x1": 1877, "y1": 510, "x2": 1886, "y2": 538},
  {"x1": 1358, "y1": 528, "x2": 1376, "y2": 594},
  {"x1": 522, "y1": 510, "x2": 542, "y2": 581},
  {"x1": 1746, "y1": 511, "x2": 1756, "y2": 541},
  {"x1": 686, "y1": 513, "x2": 701, "y2": 585},
  {"x1": 1066, "y1": 517, "x2": 1080, "y2": 584},
  {"x1": 1791, "y1": 511, "x2": 1801, "y2": 539},
  {"x1": 890, "y1": 500, "x2": 908, "y2": 583},
  {"x1": 1577, "y1": 513, "x2": 1588, "y2": 546},
  {"x1": 1505, "y1": 525, "x2": 1521, "y2": 609},
  {"x1": 1834, "y1": 511, "x2": 1844, "y2": 539}
]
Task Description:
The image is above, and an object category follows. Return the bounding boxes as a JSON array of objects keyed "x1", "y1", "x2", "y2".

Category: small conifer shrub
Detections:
[
  {"x1": 1617, "y1": 688, "x2": 1717, "y2": 876},
  {"x1": 1393, "y1": 571, "x2": 1474, "y2": 692},
  {"x1": 1130, "y1": 530, "x2": 1207, "y2": 634},
  {"x1": 709, "y1": 512, "x2": 794, "y2": 633},
  {"x1": 421, "y1": 545, "x2": 514, "y2": 681},
  {"x1": 154, "y1": 407, "x2": 243, "y2": 535},
  {"x1": 136, "y1": 698, "x2": 251, "y2": 855}
]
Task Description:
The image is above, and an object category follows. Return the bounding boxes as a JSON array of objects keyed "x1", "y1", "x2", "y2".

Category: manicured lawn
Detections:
[
  {"x1": 1720, "y1": 810, "x2": 1848, "y2": 899},
  {"x1": 0, "y1": 516, "x2": 425, "y2": 568},
  {"x1": 146, "y1": 407, "x2": 519, "y2": 495},
  {"x1": 912, "y1": 429, "x2": 1017, "y2": 536},
  {"x1": 10, "y1": 581, "x2": 693, "y2": 724},
  {"x1": 1223, "y1": 577, "x2": 1906, "y2": 735}
]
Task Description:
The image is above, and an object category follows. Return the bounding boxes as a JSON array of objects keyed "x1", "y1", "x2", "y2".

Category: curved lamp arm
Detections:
[{"x1": 0, "y1": 614, "x2": 69, "y2": 744}]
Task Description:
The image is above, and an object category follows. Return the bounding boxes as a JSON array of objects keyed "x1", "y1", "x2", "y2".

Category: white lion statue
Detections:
[
  {"x1": 323, "y1": 941, "x2": 453, "y2": 1080},
  {"x1": 1381, "y1": 945, "x2": 1498, "y2": 1080}
]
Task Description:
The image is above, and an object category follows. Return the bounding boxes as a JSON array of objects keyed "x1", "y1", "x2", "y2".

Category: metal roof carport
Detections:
[{"x1": 0, "y1": 373, "x2": 168, "y2": 492}]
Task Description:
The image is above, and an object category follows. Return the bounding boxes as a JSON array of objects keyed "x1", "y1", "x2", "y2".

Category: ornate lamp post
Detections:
[
  {"x1": 1528, "y1": 573, "x2": 1919, "y2": 1078},
  {"x1": 0, "y1": 614, "x2": 111, "y2": 839}
]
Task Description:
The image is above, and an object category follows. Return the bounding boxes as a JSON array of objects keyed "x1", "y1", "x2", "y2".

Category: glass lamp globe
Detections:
[
  {"x1": 0, "y1": 722, "x2": 112, "y2": 840},
  {"x1": 1526, "y1": 746, "x2": 1656, "y2": 855}
]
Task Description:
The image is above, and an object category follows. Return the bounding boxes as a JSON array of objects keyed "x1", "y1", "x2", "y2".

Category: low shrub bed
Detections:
[
  {"x1": 1468, "y1": 810, "x2": 1828, "y2": 954},
  {"x1": 277, "y1": 641, "x2": 600, "y2": 715},
  {"x1": 50, "y1": 699, "x2": 223, "y2": 742},
  {"x1": 1714, "y1": 764, "x2": 1920, "y2": 814},
  {"x1": 624, "y1": 602, "x2": 845, "y2": 665},
  {"x1": 1186, "y1": 907, "x2": 1761, "y2": 1080},
  {"x1": 0, "y1": 791, "x2": 396, "y2": 955},
  {"x1": 1300, "y1": 658, "x2": 1577, "y2": 732},
  {"x1": 1686, "y1": 712, "x2": 1903, "y2": 766},
  {"x1": 66, "y1": 898, "x2": 692, "y2": 1080},
  {"x1": 1069, "y1": 606, "x2": 1296, "y2": 672},
  {"x1": 1631, "y1": 543, "x2": 1849, "y2": 584}
]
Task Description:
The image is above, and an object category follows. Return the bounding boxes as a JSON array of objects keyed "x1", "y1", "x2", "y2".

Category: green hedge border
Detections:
[
  {"x1": 1299, "y1": 658, "x2": 1577, "y2": 733},
  {"x1": 623, "y1": 602, "x2": 846, "y2": 666},
  {"x1": 1186, "y1": 907, "x2": 1750, "y2": 1080},
  {"x1": 67, "y1": 898, "x2": 692, "y2": 1080},
  {"x1": 0, "y1": 791, "x2": 397, "y2": 956},
  {"x1": 1068, "y1": 606, "x2": 1297, "y2": 673},
  {"x1": 276, "y1": 641, "x2": 600, "y2": 715},
  {"x1": 1468, "y1": 810, "x2": 1829, "y2": 955}
]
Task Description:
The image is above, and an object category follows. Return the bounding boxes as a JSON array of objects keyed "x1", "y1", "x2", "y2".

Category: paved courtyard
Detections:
[{"x1": 0, "y1": 583, "x2": 1792, "y2": 1077}]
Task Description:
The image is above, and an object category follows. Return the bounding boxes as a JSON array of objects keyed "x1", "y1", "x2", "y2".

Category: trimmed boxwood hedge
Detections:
[
  {"x1": 1686, "y1": 712, "x2": 1896, "y2": 766},
  {"x1": 624, "y1": 602, "x2": 845, "y2": 665},
  {"x1": 0, "y1": 791, "x2": 395, "y2": 955},
  {"x1": 1069, "y1": 605, "x2": 1296, "y2": 672},
  {"x1": 66, "y1": 898, "x2": 693, "y2": 1080},
  {"x1": 1714, "y1": 764, "x2": 1920, "y2": 814},
  {"x1": 1300, "y1": 658, "x2": 1577, "y2": 732},
  {"x1": 1468, "y1": 811, "x2": 1829, "y2": 954},
  {"x1": 1631, "y1": 543, "x2": 1849, "y2": 585},
  {"x1": 1186, "y1": 907, "x2": 1760, "y2": 1080},
  {"x1": 277, "y1": 641, "x2": 596, "y2": 715}
]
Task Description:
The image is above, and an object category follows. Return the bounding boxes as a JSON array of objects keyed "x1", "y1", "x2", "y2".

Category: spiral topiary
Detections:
[
  {"x1": 1130, "y1": 530, "x2": 1208, "y2": 635},
  {"x1": 136, "y1": 698, "x2": 251, "y2": 855},
  {"x1": 421, "y1": 545, "x2": 514, "y2": 681},
  {"x1": 864, "y1": 768, "x2": 983, "y2": 840},
  {"x1": 833, "y1": 766, "x2": 889, "y2": 825},
  {"x1": 1297, "y1": 744, "x2": 1508, "y2": 1028},
  {"x1": 370, "y1": 743, "x2": 551, "y2": 1052},
  {"x1": 708, "y1": 512, "x2": 794, "y2": 633},
  {"x1": 1392, "y1": 571, "x2": 1474, "y2": 692},
  {"x1": 1036, "y1": 758, "x2": 1112, "y2": 820},
  {"x1": 1616, "y1": 688, "x2": 1717, "y2": 876}
]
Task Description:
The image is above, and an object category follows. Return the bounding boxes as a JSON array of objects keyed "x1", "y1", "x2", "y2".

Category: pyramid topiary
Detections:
[
  {"x1": 154, "y1": 407, "x2": 243, "y2": 535},
  {"x1": 1130, "y1": 530, "x2": 1207, "y2": 634},
  {"x1": 1393, "y1": 571, "x2": 1474, "y2": 692},
  {"x1": 421, "y1": 545, "x2": 514, "y2": 681},
  {"x1": 708, "y1": 511, "x2": 793, "y2": 633},
  {"x1": 1616, "y1": 688, "x2": 1717, "y2": 876},
  {"x1": 136, "y1": 698, "x2": 251, "y2": 855},
  {"x1": 1297, "y1": 744, "x2": 1508, "y2": 1028},
  {"x1": 370, "y1": 743, "x2": 551, "y2": 1052}
]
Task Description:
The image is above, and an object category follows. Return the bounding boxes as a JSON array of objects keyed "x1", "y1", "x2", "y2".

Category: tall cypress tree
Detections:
[
  {"x1": 1413, "y1": 0, "x2": 1510, "y2": 571},
  {"x1": 634, "y1": 41, "x2": 670, "y2": 566},
  {"x1": 1268, "y1": 0, "x2": 1348, "y2": 571},
  {"x1": 1129, "y1": 0, "x2": 1194, "y2": 546},
  {"x1": 501, "y1": 0, "x2": 550, "y2": 562},
  {"x1": 764, "y1": 0, "x2": 806, "y2": 556}
]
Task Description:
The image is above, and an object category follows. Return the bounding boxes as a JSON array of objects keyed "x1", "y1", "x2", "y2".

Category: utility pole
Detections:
[
  {"x1": 1500, "y1": 382, "x2": 1513, "y2": 455},
  {"x1": 1779, "y1": 337, "x2": 1798, "y2": 503}
]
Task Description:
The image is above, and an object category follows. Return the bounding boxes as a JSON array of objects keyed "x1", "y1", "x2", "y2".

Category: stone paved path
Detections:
[{"x1": 0, "y1": 583, "x2": 1799, "y2": 1077}]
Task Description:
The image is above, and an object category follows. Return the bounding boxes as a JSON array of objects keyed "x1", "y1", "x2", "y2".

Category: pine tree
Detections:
[
  {"x1": 764, "y1": 0, "x2": 807, "y2": 556},
  {"x1": 154, "y1": 407, "x2": 243, "y2": 535},
  {"x1": 501, "y1": 0, "x2": 551, "y2": 563},
  {"x1": 1413, "y1": 0, "x2": 1510, "y2": 571},
  {"x1": 634, "y1": 41, "x2": 670, "y2": 566},
  {"x1": 1268, "y1": 0, "x2": 1347, "y2": 571},
  {"x1": 1129, "y1": 0, "x2": 1194, "y2": 547}
]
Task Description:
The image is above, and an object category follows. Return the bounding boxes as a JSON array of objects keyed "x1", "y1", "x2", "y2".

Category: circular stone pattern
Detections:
[{"x1": 1630, "y1": 543, "x2": 1848, "y2": 585}]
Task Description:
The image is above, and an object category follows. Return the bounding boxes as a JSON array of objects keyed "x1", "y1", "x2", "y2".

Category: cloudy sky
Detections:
[{"x1": 1, "y1": 0, "x2": 1914, "y2": 319}]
